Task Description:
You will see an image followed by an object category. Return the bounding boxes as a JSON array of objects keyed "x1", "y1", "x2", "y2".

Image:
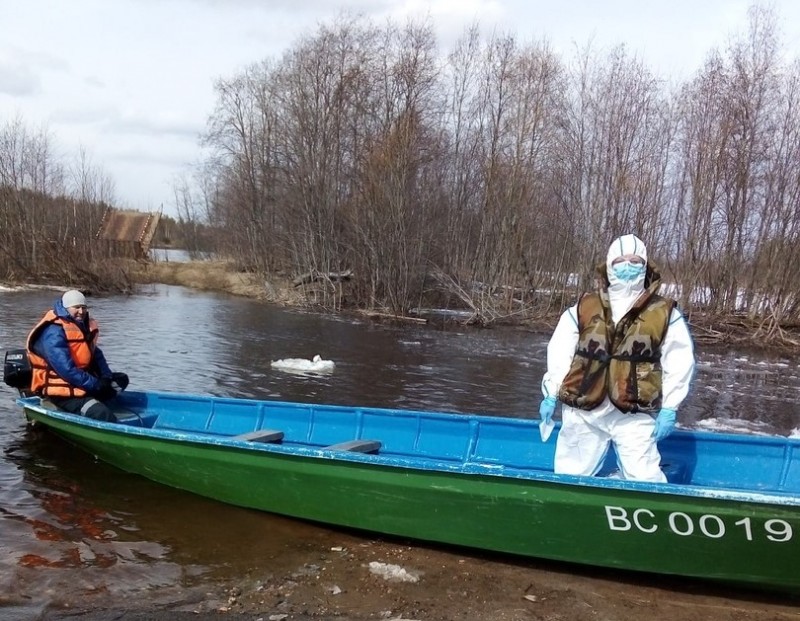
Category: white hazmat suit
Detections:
[{"x1": 540, "y1": 235, "x2": 695, "y2": 482}]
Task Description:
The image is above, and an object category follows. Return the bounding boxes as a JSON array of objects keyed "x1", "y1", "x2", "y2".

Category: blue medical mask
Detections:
[{"x1": 612, "y1": 261, "x2": 646, "y2": 282}]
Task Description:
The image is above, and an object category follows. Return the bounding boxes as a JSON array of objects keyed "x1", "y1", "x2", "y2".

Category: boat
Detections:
[{"x1": 3, "y1": 354, "x2": 799, "y2": 595}]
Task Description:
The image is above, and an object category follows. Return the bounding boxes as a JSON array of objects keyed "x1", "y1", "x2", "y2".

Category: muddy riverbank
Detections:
[{"x1": 34, "y1": 533, "x2": 800, "y2": 621}]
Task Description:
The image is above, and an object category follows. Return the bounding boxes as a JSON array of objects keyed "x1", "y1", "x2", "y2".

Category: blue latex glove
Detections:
[
  {"x1": 652, "y1": 408, "x2": 677, "y2": 441},
  {"x1": 539, "y1": 396, "x2": 557, "y2": 424}
]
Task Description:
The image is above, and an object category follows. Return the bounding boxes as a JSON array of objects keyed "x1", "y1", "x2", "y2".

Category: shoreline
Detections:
[
  {"x1": 33, "y1": 536, "x2": 800, "y2": 621},
  {"x1": 4, "y1": 258, "x2": 799, "y2": 355},
  {"x1": 128, "y1": 259, "x2": 800, "y2": 355}
]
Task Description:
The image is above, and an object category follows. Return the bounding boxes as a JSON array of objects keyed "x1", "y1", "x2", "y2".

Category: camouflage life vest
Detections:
[{"x1": 557, "y1": 264, "x2": 675, "y2": 413}]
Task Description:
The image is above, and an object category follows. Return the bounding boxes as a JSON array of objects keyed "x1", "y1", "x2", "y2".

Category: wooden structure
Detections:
[{"x1": 96, "y1": 208, "x2": 161, "y2": 259}]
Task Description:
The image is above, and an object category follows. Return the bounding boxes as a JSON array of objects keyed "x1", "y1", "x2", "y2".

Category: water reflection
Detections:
[
  {"x1": 687, "y1": 350, "x2": 800, "y2": 433},
  {"x1": 3, "y1": 284, "x2": 799, "y2": 430},
  {"x1": 1, "y1": 430, "x2": 182, "y2": 607},
  {"x1": 149, "y1": 248, "x2": 210, "y2": 263}
]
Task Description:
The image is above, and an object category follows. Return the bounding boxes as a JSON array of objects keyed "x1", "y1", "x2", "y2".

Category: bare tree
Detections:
[{"x1": 191, "y1": 4, "x2": 800, "y2": 343}]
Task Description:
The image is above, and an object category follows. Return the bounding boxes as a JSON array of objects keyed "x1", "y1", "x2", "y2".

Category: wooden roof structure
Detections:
[{"x1": 96, "y1": 208, "x2": 161, "y2": 257}]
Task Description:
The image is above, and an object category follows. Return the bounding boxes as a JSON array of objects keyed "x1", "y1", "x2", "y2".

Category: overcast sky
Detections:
[{"x1": 1, "y1": 0, "x2": 799, "y2": 216}]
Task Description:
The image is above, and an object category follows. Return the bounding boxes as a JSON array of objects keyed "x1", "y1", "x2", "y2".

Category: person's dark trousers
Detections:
[{"x1": 47, "y1": 395, "x2": 118, "y2": 422}]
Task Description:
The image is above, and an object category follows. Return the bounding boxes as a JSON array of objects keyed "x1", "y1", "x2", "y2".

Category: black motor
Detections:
[{"x1": 4, "y1": 349, "x2": 33, "y2": 396}]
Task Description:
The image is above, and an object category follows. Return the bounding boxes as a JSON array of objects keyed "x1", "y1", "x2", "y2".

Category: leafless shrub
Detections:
[{"x1": 196, "y1": 6, "x2": 800, "y2": 339}]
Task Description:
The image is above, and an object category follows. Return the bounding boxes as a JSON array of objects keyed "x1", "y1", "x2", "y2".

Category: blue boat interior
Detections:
[{"x1": 32, "y1": 390, "x2": 800, "y2": 496}]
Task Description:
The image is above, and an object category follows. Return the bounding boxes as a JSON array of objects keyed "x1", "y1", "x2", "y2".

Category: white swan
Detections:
[{"x1": 271, "y1": 354, "x2": 335, "y2": 375}]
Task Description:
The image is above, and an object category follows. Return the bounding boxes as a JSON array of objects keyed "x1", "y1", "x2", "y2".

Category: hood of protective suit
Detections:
[{"x1": 598, "y1": 234, "x2": 649, "y2": 323}]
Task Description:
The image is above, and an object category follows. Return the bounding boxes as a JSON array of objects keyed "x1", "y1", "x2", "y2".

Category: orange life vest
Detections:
[{"x1": 26, "y1": 310, "x2": 100, "y2": 398}]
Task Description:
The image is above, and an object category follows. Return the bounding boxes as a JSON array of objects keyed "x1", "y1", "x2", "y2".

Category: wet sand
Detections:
[{"x1": 25, "y1": 534, "x2": 800, "y2": 621}]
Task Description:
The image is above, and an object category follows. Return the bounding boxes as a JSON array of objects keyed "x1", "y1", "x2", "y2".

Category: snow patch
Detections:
[{"x1": 368, "y1": 561, "x2": 420, "y2": 583}]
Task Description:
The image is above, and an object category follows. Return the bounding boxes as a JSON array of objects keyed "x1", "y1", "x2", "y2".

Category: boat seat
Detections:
[
  {"x1": 233, "y1": 429, "x2": 284, "y2": 443},
  {"x1": 324, "y1": 439, "x2": 381, "y2": 454}
]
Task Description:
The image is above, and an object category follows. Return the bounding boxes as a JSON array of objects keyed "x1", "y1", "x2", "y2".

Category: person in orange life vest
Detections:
[
  {"x1": 538, "y1": 234, "x2": 695, "y2": 482},
  {"x1": 26, "y1": 289, "x2": 129, "y2": 422}
]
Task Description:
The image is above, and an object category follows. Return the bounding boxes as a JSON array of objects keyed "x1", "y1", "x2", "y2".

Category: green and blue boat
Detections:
[{"x1": 9, "y1": 386, "x2": 800, "y2": 596}]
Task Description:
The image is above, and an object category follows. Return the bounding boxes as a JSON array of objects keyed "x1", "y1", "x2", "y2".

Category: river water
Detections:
[{"x1": 1, "y1": 284, "x2": 799, "y2": 617}]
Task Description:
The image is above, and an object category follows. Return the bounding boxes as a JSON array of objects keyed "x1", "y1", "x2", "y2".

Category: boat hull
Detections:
[{"x1": 20, "y1": 400, "x2": 800, "y2": 596}]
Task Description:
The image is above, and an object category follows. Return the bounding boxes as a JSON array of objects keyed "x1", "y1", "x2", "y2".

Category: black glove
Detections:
[
  {"x1": 96, "y1": 377, "x2": 118, "y2": 402},
  {"x1": 111, "y1": 372, "x2": 130, "y2": 391}
]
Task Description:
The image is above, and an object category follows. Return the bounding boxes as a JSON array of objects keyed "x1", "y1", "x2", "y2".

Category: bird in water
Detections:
[{"x1": 271, "y1": 354, "x2": 335, "y2": 375}]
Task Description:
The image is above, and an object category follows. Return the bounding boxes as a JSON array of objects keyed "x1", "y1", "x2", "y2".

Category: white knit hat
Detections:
[{"x1": 61, "y1": 289, "x2": 86, "y2": 308}]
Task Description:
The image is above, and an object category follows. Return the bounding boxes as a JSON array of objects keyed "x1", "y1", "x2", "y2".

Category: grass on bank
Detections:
[
  {"x1": 121, "y1": 259, "x2": 800, "y2": 352},
  {"x1": 128, "y1": 259, "x2": 304, "y2": 305}
]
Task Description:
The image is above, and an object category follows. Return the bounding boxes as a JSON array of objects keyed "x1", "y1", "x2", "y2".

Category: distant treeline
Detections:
[
  {"x1": 0, "y1": 125, "x2": 122, "y2": 291},
  {"x1": 177, "y1": 5, "x2": 800, "y2": 339},
  {"x1": 150, "y1": 215, "x2": 215, "y2": 252},
  {"x1": 4, "y1": 5, "x2": 800, "y2": 345},
  {"x1": 0, "y1": 120, "x2": 209, "y2": 291}
]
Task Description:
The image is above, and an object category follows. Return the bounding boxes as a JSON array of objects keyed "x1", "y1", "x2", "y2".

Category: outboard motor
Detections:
[{"x1": 4, "y1": 349, "x2": 33, "y2": 396}]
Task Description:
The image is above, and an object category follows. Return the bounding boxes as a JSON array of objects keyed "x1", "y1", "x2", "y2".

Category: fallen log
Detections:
[
  {"x1": 292, "y1": 269, "x2": 353, "y2": 287},
  {"x1": 363, "y1": 310, "x2": 428, "y2": 324}
]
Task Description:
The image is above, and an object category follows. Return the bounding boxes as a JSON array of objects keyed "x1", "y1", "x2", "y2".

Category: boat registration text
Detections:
[{"x1": 604, "y1": 505, "x2": 793, "y2": 542}]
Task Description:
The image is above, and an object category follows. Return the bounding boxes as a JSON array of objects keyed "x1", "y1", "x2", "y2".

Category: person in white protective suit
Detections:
[{"x1": 538, "y1": 234, "x2": 695, "y2": 482}]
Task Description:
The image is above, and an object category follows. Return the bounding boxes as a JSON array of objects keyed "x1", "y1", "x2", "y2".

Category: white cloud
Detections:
[
  {"x1": 51, "y1": 107, "x2": 202, "y2": 140},
  {"x1": 0, "y1": 60, "x2": 40, "y2": 96},
  {"x1": 0, "y1": 0, "x2": 798, "y2": 215}
]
